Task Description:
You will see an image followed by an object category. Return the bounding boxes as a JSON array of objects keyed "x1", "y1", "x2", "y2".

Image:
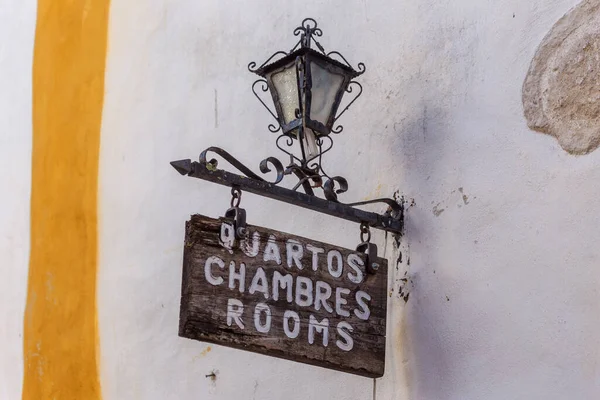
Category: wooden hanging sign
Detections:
[{"x1": 179, "y1": 214, "x2": 388, "y2": 378}]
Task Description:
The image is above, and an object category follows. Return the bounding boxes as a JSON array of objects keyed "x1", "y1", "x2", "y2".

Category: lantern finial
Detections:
[{"x1": 294, "y1": 18, "x2": 325, "y2": 52}]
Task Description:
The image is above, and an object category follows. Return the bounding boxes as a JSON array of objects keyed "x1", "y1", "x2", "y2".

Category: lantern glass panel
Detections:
[
  {"x1": 309, "y1": 62, "x2": 345, "y2": 127},
  {"x1": 270, "y1": 63, "x2": 299, "y2": 125}
]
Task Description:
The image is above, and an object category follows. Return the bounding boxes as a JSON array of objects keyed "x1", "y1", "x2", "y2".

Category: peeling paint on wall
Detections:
[{"x1": 523, "y1": 0, "x2": 600, "y2": 155}]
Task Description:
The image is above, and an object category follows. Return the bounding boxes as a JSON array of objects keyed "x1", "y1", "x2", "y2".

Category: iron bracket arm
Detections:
[{"x1": 171, "y1": 159, "x2": 403, "y2": 235}]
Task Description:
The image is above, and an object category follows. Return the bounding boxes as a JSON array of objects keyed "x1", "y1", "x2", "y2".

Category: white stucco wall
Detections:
[
  {"x1": 0, "y1": 1, "x2": 36, "y2": 399},
  {"x1": 99, "y1": 0, "x2": 600, "y2": 399},
  {"x1": 2, "y1": 0, "x2": 600, "y2": 399}
]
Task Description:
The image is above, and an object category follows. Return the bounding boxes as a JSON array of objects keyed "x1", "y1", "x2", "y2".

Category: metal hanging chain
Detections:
[
  {"x1": 230, "y1": 187, "x2": 242, "y2": 208},
  {"x1": 360, "y1": 222, "x2": 371, "y2": 243}
]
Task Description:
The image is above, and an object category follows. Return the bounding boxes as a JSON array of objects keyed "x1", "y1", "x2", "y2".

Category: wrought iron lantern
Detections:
[
  {"x1": 171, "y1": 18, "x2": 403, "y2": 235},
  {"x1": 249, "y1": 19, "x2": 364, "y2": 163}
]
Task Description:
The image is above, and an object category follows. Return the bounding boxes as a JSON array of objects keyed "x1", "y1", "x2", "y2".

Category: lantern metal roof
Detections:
[{"x1": 252, "y1": 47, "x2": 363, "y2": 79}]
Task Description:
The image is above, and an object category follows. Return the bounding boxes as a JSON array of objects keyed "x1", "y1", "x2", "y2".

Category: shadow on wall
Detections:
[
  {"x1": 393, "y1": 102, "x2": 458, "y2": 399},
  {"x1": 374, "y1": 11, "x2": 481, "y2": 398},
  {"x1": 370, "y1": 0, "x2": 600, "y2": 398}
]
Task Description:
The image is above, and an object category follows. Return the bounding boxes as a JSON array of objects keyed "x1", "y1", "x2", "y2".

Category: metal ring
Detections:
[
  {"x1": 360, "y1": 223, "x2": 371, "y2": 243},
  {"x1": 231, "y1": 187, "x2": 242, "y2": 208}
]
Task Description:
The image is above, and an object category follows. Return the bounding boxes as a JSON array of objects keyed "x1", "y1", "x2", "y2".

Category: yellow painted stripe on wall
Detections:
[{"x1": 23, "y1": 0, "x2": 110, "y2": 398}]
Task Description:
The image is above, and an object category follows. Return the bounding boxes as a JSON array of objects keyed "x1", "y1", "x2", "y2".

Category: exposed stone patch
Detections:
[{"x1": 523, "y1": 0, "x2": 600, "y2": 155}]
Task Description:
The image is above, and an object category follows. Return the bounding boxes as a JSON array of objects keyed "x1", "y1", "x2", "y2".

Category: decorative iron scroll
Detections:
[{"x1": 198, "y1": 147, "x2": 285, "y2": 185}]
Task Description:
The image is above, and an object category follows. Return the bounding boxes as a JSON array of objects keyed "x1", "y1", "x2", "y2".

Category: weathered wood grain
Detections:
[{"x1": 179, "y1": 214, "x2": 388, "y2": 378}]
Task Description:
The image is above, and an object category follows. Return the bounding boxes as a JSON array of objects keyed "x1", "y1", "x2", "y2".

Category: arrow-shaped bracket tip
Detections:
[{"x1": 170, "y1": 159, "x2": 193, "y2": 175}]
